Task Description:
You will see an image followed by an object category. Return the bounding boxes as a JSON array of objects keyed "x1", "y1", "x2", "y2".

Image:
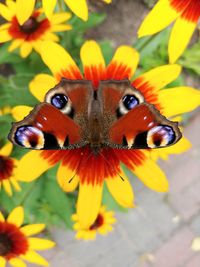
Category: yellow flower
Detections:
[
  {"x1": 0, "y1": 206, "x2": 55, "y2": 267},
  {"x1": 0, "y1": 0, "x2": 72, "y2": 58},
  {"x1": 138, "y1": 0, "x2": 200, "y2": 63},
  {"x1": 15, "y1": 0, "x2": 112, "y2": 24},
  {"x1": 11, "y1": 40, "x2": 200, "y2": 229},
  {"x1": 0, "y1": 143, "x2": 21, "y2": 196},
  {"x1": 0, "y1": 106, "x2": 11, "y2": 116},
  {"x1": 72, "y1": 206, "x2": 116, "y2": 240}
]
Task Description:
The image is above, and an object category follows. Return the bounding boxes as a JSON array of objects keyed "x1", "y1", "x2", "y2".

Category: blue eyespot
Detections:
[
  {"x1": 51, "y1": 94, "x2": 68, "y2": 109},
  {"x1": 122, "y1": 95, "x2": 139, "y2": 110}
]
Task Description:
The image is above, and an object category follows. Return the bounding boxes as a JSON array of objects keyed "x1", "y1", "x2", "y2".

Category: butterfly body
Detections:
[{"x1": 8, "y1": 79, "x2": 182, "y2": 153}]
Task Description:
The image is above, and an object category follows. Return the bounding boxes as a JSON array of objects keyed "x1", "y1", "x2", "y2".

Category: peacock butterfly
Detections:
[{"x1": 8, "y1": 79, "x2": 182, "y2": 154}]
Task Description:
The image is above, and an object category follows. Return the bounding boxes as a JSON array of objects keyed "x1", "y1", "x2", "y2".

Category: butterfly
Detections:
[{"x1": 8, "y1": 79, "x2": 182, "y2": 154}]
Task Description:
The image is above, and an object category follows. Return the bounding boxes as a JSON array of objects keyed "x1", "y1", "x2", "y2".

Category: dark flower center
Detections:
[
  {"x1": 0, "y1": 222, "x2": 29, "y2": 260},
  {"x1": 0, "y1": 233, "x2": 13, "y2": 256},
  {"x1": 20, "y1": 17, "x2": 39, "y2": 33},
  {"x1": 0, "y1": 156, "x2": 14, "y2": 181},
  {"x1": 89, "y1": 214, "x2": 104, "y2": 230}
]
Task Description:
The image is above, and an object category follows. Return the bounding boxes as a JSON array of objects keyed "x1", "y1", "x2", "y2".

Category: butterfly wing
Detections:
[
  {"x1": 98, "y1": 80, "x2": 182, "y2": 149},
  {"x1": 9, "y1": 79, "x2": 93, "y2": 150}
]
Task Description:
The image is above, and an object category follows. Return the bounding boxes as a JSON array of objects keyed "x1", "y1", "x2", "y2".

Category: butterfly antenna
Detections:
[{"x1": 98, "y1": 151, "x2": 125, "y2": 182}]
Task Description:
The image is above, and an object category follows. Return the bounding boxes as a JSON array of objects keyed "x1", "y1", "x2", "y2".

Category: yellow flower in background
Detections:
[
  {"x1": 138, "y1": 0, "x2": 200, "y2": 63},
  {"x1": 0, "y1": 206, "x2": 55, "y2": 267},
  {"x1": 0, "y1": 143, "x2": 21, "y2": 196},
  {"x1": 0, "y1": 107, "x2": 11, "y2": 116},
  {"x1": 15, "y1": 0, "x2": 112, "y2": 24},
  {"x1": 72, "y1": 206, "x2": 116, "y2": 240},
  {"x1": 11, "y1": 40, "x2": 200, "y2": 229},
  {"x1": 0, "y1": 0, "x2": 72, "y2": 58}
]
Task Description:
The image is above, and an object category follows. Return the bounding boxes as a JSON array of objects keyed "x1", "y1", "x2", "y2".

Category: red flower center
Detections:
[
  {"x1": 89, "y1": 214, "x2": 104, "y2": 230},
  {"x1": 0, "y1": 222, "x2": 28, "y2": 260},
  {"x1": 20, "y1": 17, "x2": 39, "y2": 34},
  {"x1": 8, "y1": 11, "x2": 51, "y2": 41},
  {"x1": 0, "y1": 156, "x2": 14, "y2": 181}
]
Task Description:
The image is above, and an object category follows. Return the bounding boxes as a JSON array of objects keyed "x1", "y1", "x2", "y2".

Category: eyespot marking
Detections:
[
  {"x1": 51, "y1": 94, "x2": 68, "y2": 109},
  {"x1": 14, "y1": 126, "x2": 44, "y2": 149},
  {"x1": 147, "y1": 125, "x2": 176, "y2": 148}
]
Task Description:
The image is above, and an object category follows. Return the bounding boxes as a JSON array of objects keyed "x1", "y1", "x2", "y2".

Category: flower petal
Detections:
[
  {"x1": 51, "y1": 12, "x2": 72, "y2": 25},
  {"x1": 77, "y1": 182, "x2": 103, "y2": 228},
  {"x1": 158, "y1": 86, "x2": 200, "y2": 117},
  {"x1": 28, "y1": 238, "x2": 55, "y2": 250},
  {"x1": 151, "y1": 136, "x2": 191, "y2": 161},
  {"x1": 51, "y1": 24, "x2": 72, "y2": 32},
  {"x1": 57, "y1": 163, "x2": 79, "y2": 192},
  {"x1": 0, "y1": 212, "x2": 5, "y2": 222},
  {"x1": 9, "y1": 258, "x2": 26, "y2": 267},
  {"x1": 15, "y1": 151, "x2": 56, "y2": 182},
  {"x1": 0, "y1": 257, "x2": 6, "y2": 267},
  {"x1": 0, "y1": 142, "x2": 13, "y2": 157},
  {"x1": 20, "y1": 42, "x2": 33, "y2": 58},
  {"x1": 10, "y1": 178, "x2": 21, "y2": 191},
  {"x1": 8, "y1": 39, "x2": 24, "y2": 52},
  {"x1": 42, "y1": 0, "x2": 56, "y2": 19},
  {"x1": 7, "y1": 206, "x2": 24, "y2": 227},
  {"x1": 0, "y1": 30, "x2": 12, "y2": 42},
  {"x1": 16, "y1": 0, "x2": 35, "y2": 25},
  {"x1": 106, "y1": 46, "x2": 139, "y2": 80},
  {"x1": 138, "y1": 0, "x2": 180, "y2": 37},
  {"x1": 169, "y1": 17, "x2": 196, "y2": 63},
  {"x1": 2, "y1": 180, "x2": 12, "y2": 196},
  {"x1": 64, "y1": 0, "x2": 88, "y2": 21},
  {"x1": 40, "y1": 41, "x2": 82, "y2": 80},
  {"x1": 29, "y1": 74, "x2": 57, "y2": 102},
  {"x1": 81, "y1": 40, "x2": 106, "y2": 88},
  {"x1": 21, "y1": 251, "x2": 48, "y2": 267},
  {"x1": 133, "y1": 64, "x2": 182, "y2": 92},
  {"x1": 20, "y1": 224, "x2": 45, "y2": 236},
  {"x1": 11, "y1": 106, "x2": 32, "y2": 121},
  {"x1": 133, "y1": 155, "x2": 169, "y2": 192},
  {"x1": 106, "y1": 171, "x2": 135, "y2": 208},
  {"x1": 0, "y1": 3, "x2": 14, "y2": 21}
]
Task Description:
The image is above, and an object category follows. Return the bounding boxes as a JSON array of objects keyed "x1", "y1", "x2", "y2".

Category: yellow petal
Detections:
[
  {"x1": 29, "y1": 74, "x2": 57, "y2": 102},
  {"x1": 80, "y1": 40, "x2": 105, "y2": 87},
  {"x1": 2, "y1": 180, "x2": 12, "y2": 196},
  {"x1": 57, "y1": 163, "x2": 79, "y2": 192},
  {"x1": 0, "y1": 23, "x2": 10, "y2": 31},
  {"x1": 51, "y1": 24, "x2": 72, "y2": 32},
  {"x1": 103, "y1": 0, "x2": 112, "y2": 3},
  {"x1": 138, "y1": 0, "x2": 180, "y2": 37},
  {"x1": 0, "y1": 212, "x2": 5, "y2": 222},
  {"x1": 8, "y1": 39, "x2": 24, "y2": 52},
  {"x1": 40, "y1": 41, "x2": 82, "y2": 80},
  {"x1": 169, "y1": 17, "x2": 196, "y2": 63},
  {"x1": 0, "y1": 257, "x2": 6, "y2": 267},
  {"x1": 20, "y1": 42, "x2": 33, "y2": 58},
  {"x1": 158, "y1": 87, "x2": 200, "y2": 117},
  {"x1": 77, "y1": 182, "x2": 103, "y2": 229},
  {"x1": 64, "y1": 0, "x2": 88, "y2": 21},
  {"x1": 42, "y1": 0, "x2": 56, "y2": 19},
  {"x1": 16, "y1": 0, "x2": 35, "y2": 25},
  {"x1": 21, "y1": 251, "x2": 49, "y2": 267},
  {"x1": 51, "y1": 12, "x2": 72, "y2": 25},
  {"x1": 106, "y1": 46, "x2": 139, "y2": 80},
  {"x1": 6, "y1": 0, "x2": 16, "y2": 12},
  {"x1": 0, "y1": 142, "x2": 13, "y2": 156},
  {"x1": 28, "y1": 238, "x2": 55, "y2": 250},
  {"x1": 9, "y1": 258, "x2": 26, "y2": 267},
  {"x1": 133, "y1": 64, "x2": 181, "y2": 91},
  {"x1": 20, "y1": 224, "x2": 45, "y2": 236},
  {"x1": 11, "y1": 106, "x2": 32, "y2": 121},
  {"x1": 106, "y1": 172, "x2": 135, "y2": 208},
  {"x1": 0, "y1": 3, "x2": 14, "y2": 21},
  {"x1": 7, "y1": 206, "x2": 24, "y2": 227},
  {"x1": 133, "y1": 155, "x2": 169, "y2": 192},
  {"x1": 151, "y1": 136, "x2": 191, "y2": 161},
  {"x1": 0, "y1": 29, "x2": 12, "y2": 42},
  {"x1": 42, "y1": 32, "x2": 59, "y2": 42},
  {"x1": 10, "y1": 178, "x2": 21, "y2": 191},
  {"x1": 15, "y1": 151, "x2": 52, "y2": 182}
]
